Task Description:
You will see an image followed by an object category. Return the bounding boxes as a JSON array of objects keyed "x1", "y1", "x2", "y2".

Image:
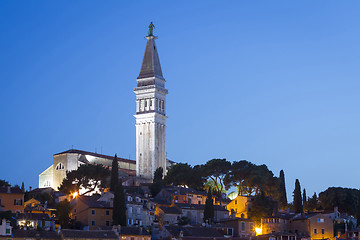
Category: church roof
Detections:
[
  {"x1": 54, "y1": 149, "x2": 135, "y2": 164},
  {"x1": 137, "y1": 35, "x2": 163, "y2": 80}
]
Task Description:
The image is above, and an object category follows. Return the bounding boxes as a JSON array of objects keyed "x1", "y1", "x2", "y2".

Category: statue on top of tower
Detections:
[{"x1": 148, "y1": 22, "x2": 155, "y2": 36}]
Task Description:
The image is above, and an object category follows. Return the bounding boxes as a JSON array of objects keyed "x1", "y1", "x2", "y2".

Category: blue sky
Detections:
[{"x1": 1, "y1": 1, "x2": 359, "y2": 201}]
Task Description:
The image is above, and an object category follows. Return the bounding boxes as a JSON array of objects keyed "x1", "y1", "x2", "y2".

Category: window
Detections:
[
  {"x1": 55, "y1": 162, "x2": 64, "y2": 170},
  {"x1": 235, "y1": 200, "x2": 237, "y2": 204},
  {"x1": 145, "y1": 100, "x2": 147, "y2": 107},
  {"x1": 91, "y1": 209, "x2": 95, "y2": 215},
  {"x1": 228, "y1": 228, "x2": 233, "y2": 236},
  {"x1": 198, "y1": 201, "x2": 201, "y2": 204},
  {"x1": 128, "y1": 219, "x2": 132, "y2": 225},
  {"x1": 6, "y1": 229, "x2": 10, "y2": 234},
  {"x1": 322, "y1": 229, "x2": 325, "y2": 234},
  {"x1": 106, "y1": 221, "x2": 110, "y2": 226},
  {"x1": 241, "y1": 222, "x2": 246, "y2": 231},
  {"x1": 14, "y1": 199, "x2": 22, "y2": 205},
  {"x1": 128, "y1": 207, "x2": 132, "y2": 214},
  {"x1": 150, "y1": 100, "x2": 152, "y2": 107},
  {"x1": 106, "y1": 210, "x2": 110, "y2": 215},
  {"x1": 317, "y1": 218, "x2": 324, "y2": 222},
  {"x1": 91, "y1": 220, "x2": 95, "y2": 226},
  {"x1": 314, "y1": 229, "x2": 317, "y2": 234},
  {"x1": 74, "y1": 209, "x2": 76, "y2": 213}
]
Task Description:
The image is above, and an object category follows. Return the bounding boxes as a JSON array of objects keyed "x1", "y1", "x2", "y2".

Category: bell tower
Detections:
[{"x1": 134, "y1": 23, "x2": 168, "y2": 179}]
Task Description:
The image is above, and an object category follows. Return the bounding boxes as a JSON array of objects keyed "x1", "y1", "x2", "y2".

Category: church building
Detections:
[{"x1": 38, "y1": 25, "x2": 172, "y2": 189}]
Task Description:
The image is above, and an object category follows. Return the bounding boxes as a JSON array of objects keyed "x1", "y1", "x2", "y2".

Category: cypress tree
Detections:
[
  {"x1": 110, "y1": 154, "x2": 119, "y2": 192},
  {"x1": 279, "y1": 170, "x2": 287, "y2": 208},
  {"x1": 21, "y1": 182, "x2": 25, "y2": 193},
  {"x1": 356, "y1": 191, "x2": 360, "y2": 227},
  {"x1": 150, "y1": 167, "x2": 164, "y2": 197},
  {"x1": 303, "y1": 188, "x2": 307, "y2": 212},
  {"x1": 293, "y1": 179, "x2": 303, "y2": 213},
  {"x1": 113, "y1": 179, "x2": 126, "y2": 226},
  {"x1": 204, "y1": 189, "x2": 214, "y2": 224}
]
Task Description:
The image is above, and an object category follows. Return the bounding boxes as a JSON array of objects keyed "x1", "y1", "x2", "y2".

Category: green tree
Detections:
[
  {"x1": 113, "y1": 180, "x2": 126, "y2": 226},
  {"x1": 248, "y1": 191, "x2": 276, "y2": 221},
  {"x1": 0, "y1": 180, "x2": 10, "y2": 187},
  {"x1": 279, "y1": 170, "x2": 287, "y2": 208},
  {"x1": 150, "y1": 167, "x2": 164, "y2": 197},
  {"x1": 318, "y1": 187, "x2": 359, "y2": 216},
  {"x1": 110, "y1": 154, "x2": 119, "y2": 192},
  {"x1": 59, "y1": 164, "x2": 110, "y2": 195},
  {"x1": 293, "y1": 179, "x2": 303, "y2": 213},
  {"x1": 356, "y1": 191, "x2": 360, "y2": 227},
  {"x1": 21, "y1": 182, "x2": 25, "y2": 193},
  {"x1": 164, "y1": 163, "x2": 193, "y2": 187},
  {"x1": 303, "y1": 188, "x2": 307, "y2": 212},
  {"x1": 202, "y1": 159, "x2": 231, "y2": 196},
  {"x1": 56, "y1": 200, "x2": 72, "y2": 228},
  {"x1": 203, "y1": 190, "x2": 214, "y2": 224},
  {"x1": 307, "y1": 192, "x2": 319, "y2": 211}
]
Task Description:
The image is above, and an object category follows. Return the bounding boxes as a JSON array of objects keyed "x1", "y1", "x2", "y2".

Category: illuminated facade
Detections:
[
  {"x1": 38, "y1": 149, "x2": 136, "y2": 190},
  {"x1": 134, "y1": 33, "x2": 168, "y2": 179}
]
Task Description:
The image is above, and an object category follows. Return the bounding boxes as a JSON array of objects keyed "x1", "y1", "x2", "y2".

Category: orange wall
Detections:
[{"x1": 0, "y1": 193, "x2": 24, "y2": 213}]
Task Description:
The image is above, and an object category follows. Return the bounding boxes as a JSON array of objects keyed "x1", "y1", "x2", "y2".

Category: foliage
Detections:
[
  {"x1": 224, "y1": 160, "x2": 279, "y2": 197},
  {"x1": 248, "y1": 191, "x2": 276, "y2": 221},
  {"x1": 110, "y1": 154, "x2": 119, "y2": 192},
  {"x1": 303, "y1": 188, "x2": 307, "y2": 211},
  {"x1": 164, "y1": 163, "x2": 205, "y2": 190},
  {"x1": 58, "y1": 164, "x2": 110, "y2": 195},
  {"x1": 113, "y1": 180, "x2": 126, "y2": 226},
  {"x1": 177, "y1": 216, "x2": 191, "y2": 225},
  {"x1": 0, "y1": 179, "x2": 10, "y2": 187},
  {"x1": 24, "y1": 191, "x2": 54, "y2": 206},
  {"x1": 202, "y1": 159, "x2": 231, "y2": 195},
  {"x1": 150, "y1": 167, "x2": 164, "y2": 197},
  {"x1": 278, "y1": 170, "x2": 287, "y2": 208},
  {"x1": 306, "y1": 192, "x2": 319, "y2": 211},
  {"x1": 357, "y1": 191, "x2": 360, "y2": 227},
  {"x1": 56, "y1": 200, "x2": 72, "y2": 228},
  {"x1": 203, "y1": 190, "x2": 214, "y2": 224},
  {"x1": 293, "y1": 179, "x2": 303, "y2": 213},
  {"x1": 21, "y1": 182, "x2": 25, "y2": 193},
  {"x1": 0, "y1": 211, "x2": 12, "y2": 220},
  {"x1": 318, "y1": 187, "x2": 359, "y2": 216}
]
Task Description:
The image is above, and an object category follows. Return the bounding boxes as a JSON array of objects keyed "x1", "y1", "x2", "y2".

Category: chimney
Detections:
[{"x1": 7, "y1": 186, "x2": 11, "y2": 193}]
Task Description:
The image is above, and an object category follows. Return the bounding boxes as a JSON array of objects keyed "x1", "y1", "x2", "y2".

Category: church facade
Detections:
[{"x1": 38, "y1": 26, "x2": 171, "y2": 189}]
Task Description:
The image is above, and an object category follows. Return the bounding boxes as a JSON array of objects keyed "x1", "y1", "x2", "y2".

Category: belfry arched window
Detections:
[{"x1": 55, "y1": 162, "x2": 65, "y2": 170}]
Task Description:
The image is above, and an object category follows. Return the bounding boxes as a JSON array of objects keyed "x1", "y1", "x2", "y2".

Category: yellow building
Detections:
[
  {"x1": 226, "y1": 195, "x2": 254, "y2": 218},
  {"x1": 71, "y1": 195, "x2": 113, "y2": 230}
]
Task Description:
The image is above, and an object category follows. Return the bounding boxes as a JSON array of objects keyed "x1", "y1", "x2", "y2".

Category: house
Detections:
[
  {"x1": 126, "y1": 194, "x2": 155, "y2": 227},
  {"x1": 226, "y1": 195, "x2": 255, "y2": 218},
  {"x1": 71, "y1": 195, "x2": 112, "y2": 230},
  {"x1": 15, "y1": 212, "x2": 55, "y2": 231},
  {"x1": 220, "y1": 217, "x2": 256, "y2": 238},
  {"x1": 261, "y1": 212, "x2": 295, "y2": 235},
  {"x1": 174, "y1": 203, "x2": 229, "y2": 224},
  {"x1": 61, "y1": 229, "x2": 118, "y2": 240},
  {"x1": 5, "y1": 229, "x2": 60, "y2": 240},
  {"x1": 255, "y1": 232, "x2": 298, "y2": 240},
  {"x1": 155, "y1": 205, "x2": 182, "y2": 226},
  {"x1": 160, "y1": 225, "x2": 229, "y2": 240},
  {"x1": 0, "y1": 186, "x2": 24, "y2": 213},
  {"x1": 307, "y1": 210, "x2": 341, "y2": 240},
  {"x1": 115, "y1": 226, "x2": 151, "y2": 240},
  {"x1": 154, "y1": 187, "x2": 208, "y2": 205},
  {"x1": 0, "y1": 218, "x2": 12, "y2": 237}
]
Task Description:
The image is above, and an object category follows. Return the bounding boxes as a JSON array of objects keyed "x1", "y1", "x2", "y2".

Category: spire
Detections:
[{"x1": 137, "y1": 23, "x2": 163, "y2": 80}]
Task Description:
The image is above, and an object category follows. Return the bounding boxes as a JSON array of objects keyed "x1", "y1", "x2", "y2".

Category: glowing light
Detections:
[
  {"x1": 72, "y1": 192, "x2": 78, "y2": 198},
  {"x1": 255, "y1": 227, "x2": 262, "y2": 235}
]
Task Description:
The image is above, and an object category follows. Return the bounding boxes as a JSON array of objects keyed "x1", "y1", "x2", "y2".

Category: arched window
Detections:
[{"x1": 55, "y1": 162, "x2": 65, "y2": 170}]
